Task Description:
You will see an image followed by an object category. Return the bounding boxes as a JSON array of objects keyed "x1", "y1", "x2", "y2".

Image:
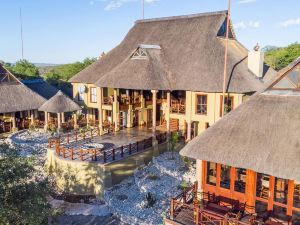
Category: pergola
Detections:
[{"x1": 38, "y1": 91, "x2": 81, "y2": 131}]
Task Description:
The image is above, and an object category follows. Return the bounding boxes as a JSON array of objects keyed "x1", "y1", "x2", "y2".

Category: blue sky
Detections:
[{"x1": 1, "y1": 0, "x2": 299, "y2": 64}]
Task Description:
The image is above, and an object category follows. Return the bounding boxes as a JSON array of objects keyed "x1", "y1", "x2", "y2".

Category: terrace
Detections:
[
  {"x1": 167, "y1": 183, "x2": 288, "y2": 225},
  {"x1": 48, "y1": 127, "x2": 169, "y2": 164}
]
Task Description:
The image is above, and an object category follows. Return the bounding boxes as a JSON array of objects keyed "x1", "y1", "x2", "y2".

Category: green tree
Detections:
[
  {"x1": 11, "y1": 59, "x2": 40, "y2": 79},
  {"x1": 265, "y1": 42, "x2": 300, "y2": 71},
  {"x1": 44, "y1": 57, "x2": 97, "y2": 82},
  {"x1": 0, "y1": 144, "x2": 51, "y2": 225}
]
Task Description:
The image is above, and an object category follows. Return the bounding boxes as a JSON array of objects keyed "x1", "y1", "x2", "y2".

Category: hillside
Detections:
[{"x1": 264, "y1": 43, "x2": 300, "y2": 71}]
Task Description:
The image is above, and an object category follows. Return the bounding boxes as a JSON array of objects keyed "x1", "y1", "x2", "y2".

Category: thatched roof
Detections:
[
  {"x1": 70, "y1": 11, "x2": 276, "y2": 93},
  {"x1": 0, "y1": 83, "x2": 47, "y2": 114},
  {"x1": 22, "y1": 79, "x2": 59, "y2": 100},
  {"x1": 0, "y1": 65, "x2": 47, "y2": 113},
  {"x1": 38, "y1": 90, "x2": 81, "y2": 113},
  {"x1": 180, "y1": 92, "x2": 300, "y2": 181}
]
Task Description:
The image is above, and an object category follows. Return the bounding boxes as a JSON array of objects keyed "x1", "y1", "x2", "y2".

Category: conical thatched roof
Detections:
[
  {"x1": 38, "y1": 90, "x2": 81, "y2": 113},
  {"x1": 70, "y1": 11, "x2": 276, "y2": 93}
]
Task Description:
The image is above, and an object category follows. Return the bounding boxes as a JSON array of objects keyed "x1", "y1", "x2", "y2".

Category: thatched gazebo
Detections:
[{"x1": 38, "y1": 90, "x2": 81, "y2": 131}]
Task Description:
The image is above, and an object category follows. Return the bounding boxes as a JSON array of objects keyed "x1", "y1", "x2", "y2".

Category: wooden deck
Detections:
[
  {"x1": 167, "y1": 183, "x2": 287, "y2": 225},
  {"x1": 48, "y1": 127, "x2": 169, "y2": 164}
]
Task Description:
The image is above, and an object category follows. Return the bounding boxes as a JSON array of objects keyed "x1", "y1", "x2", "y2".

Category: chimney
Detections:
[{"x1": 248, "y1": 43, "x2": 264, "y2": 78}]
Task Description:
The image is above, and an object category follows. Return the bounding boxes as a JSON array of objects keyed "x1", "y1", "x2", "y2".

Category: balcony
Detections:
[{"x1": 171, "y1": 99, "x2": 186, "y2": 114}]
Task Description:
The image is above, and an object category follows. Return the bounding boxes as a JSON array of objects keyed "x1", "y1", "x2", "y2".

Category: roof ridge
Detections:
[{"x1": 135, "y1": 10, "x2": 228, "y2": 24}]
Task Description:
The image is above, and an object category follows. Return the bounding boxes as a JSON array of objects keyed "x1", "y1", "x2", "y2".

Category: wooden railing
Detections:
[
  {"x1": 53, "y1": 136, "x2": 154, "y2": 163},
  {"x1": 48, "y1": 127, "x2": 100, "y2": 148},
  {"x1": 169, "y1": 183, "x2": 260, "y2": 225},
  {"x1": 171, "y1": 99, "x2": 186, "y2": 114}
]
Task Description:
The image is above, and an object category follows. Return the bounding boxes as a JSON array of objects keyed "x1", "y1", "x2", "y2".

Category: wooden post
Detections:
[
  {"x1": 98, "y1": 87, "x2": 103, "y2": 135},
  {"x1": 61, "y1": 112, "x2": 65, "y2": 123},
  {"x1": 74, "y1": 112, "x2": 78, "y2": 129},
  {"x1": 75, "y1": 131, "x2": 78, "y2": 142},
  {"x1": 30, "y1": 110, "x2": 34, "y2": 125},
  {"x1": 57, "y1": 113, "x2": 61, "y2": 131},
  {"x1": 151, "y1": 90, "x2": 158, "y2": 135},
  {"x1": 170, "y1": 198, "x2": 174, "y2": 220},
  {"x1": 195, "y1": 207, "x2": 200, "y2": 224},
  {"x1": 166, "y1": 91, "x2": 171, "y2": 133},
  {"x1": 70, "y1": 148, "x2": 73, "y2": 160},
  {"x1": 113, "y1": 89, "x2": 119, "y2": 132},
  {"x1": 245, "y1": 169, "x2": 256, "y2": 213},
  {"x1": 44, "y1": 111, "x2": 48, "y2": 131},
  {"x1": 11, "y1": 112, "x2": 16, "y2": 131}
]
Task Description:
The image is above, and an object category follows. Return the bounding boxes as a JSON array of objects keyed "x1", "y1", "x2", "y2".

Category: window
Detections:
[
  {"x1": 131, "y1": 47, "x2": 147, "y2": 59},
  {"x1": 206, "y1": 162, "x2": 217, "y2": 186},
  {"x1": 256, "y1": 173, "x2": 270, "y2": 199},
  {"x1": 294, "y1": 181, "x2": 300, "y2": 208},
  {"x1": 220, "y1": 164, "x2": 231, "y2": 189},
  {"x1": 90, "y1": 87, "x2": 97, "y2": 103},
  {"x1": 77, "y1": 85, "x2": 86, "y2": 101},
  {"x1": 196, "y1": 95, "x2": 207, "y2": 115},
  {"x1": 274, "y1": 178, "x2": 288, "y2": 204},
  {"x1": 220, "y1": 95, "x2": 234, "y2": 116},
  {"x1": 234, "y1": 168, "x2": 246, "y2": 193}
]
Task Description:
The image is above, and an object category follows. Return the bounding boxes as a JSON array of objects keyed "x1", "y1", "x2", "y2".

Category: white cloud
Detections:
[
  {"x1": 249, "y1": 20, "x2": 260, "y2": 28},
  {"x1": 234, "y1": 21, "x2": 261, "y2": 30},
  {"x1": 237, "y1": 0, "x2": 256, "y2": 4},
  {"x1": 104, "y1": 0, "x2": 159, "y2": 11},
  {"x1": 280, "y1": 18, "x2": 300, "y2": 27},
  {"x1": 234, "y1": 21, "x2": 247, "y2": 30}
]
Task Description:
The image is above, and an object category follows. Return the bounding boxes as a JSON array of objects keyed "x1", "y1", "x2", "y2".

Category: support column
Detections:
[
  {"x1": 11, "y1": 112, "x2": 16, "y2": 132},
  {"x1": 140, "y1": 90, "x2": 145, "y2": 108},
  {"x1": 74, "y1": 113, "x2": 78, "y2": 129},
  {"x1": 61, "y1": 112, "x2": 65, "y2": 123},
  {"x1": 127, "y1": 105, "x2": 133, "y2": 128},
  {"x1": 97, "y1": 87, "x2": 103, "y2": 135},
  {"x1": 245, "y1": 169, "x2": 256, "y2": 213},
  {"x1": 187, "y1": 121, "x2": 192, "y2": 142},
  {"x1": 151, "y1": 90, "x2": 158, "y2": 135},
  {"x1": 113, "y1": 89, "x2": 119, "y2": 132},
  {"x1": 196, "y1": 160, "x2": 204, "y2": 193},
  {"x1": 166, "y1": 91, "x2": 171, "y2": 133},
  {"x1": 30, "y1": 110, "x2": 34, "y2": 125},
  {"x1": 57, "y1": 113, "x2": 61, "y2": 131},
  {"x1": 34, "y1": 109, "x2": 38, "y2": 119},
  {"x1": 44, "y1": 111, "x2": 48, "y2": 131}
]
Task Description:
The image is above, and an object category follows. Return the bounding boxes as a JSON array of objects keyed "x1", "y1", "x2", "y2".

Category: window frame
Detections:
[
  {"x1": 195, "y1": 94, "x2": 208, "y2": 115},
  {"x1": 220, "y1": 95, "x2": 234, "y2": 116},
  {"x1": 90, "y1": 87, "x2": 97, "y2": 103}
]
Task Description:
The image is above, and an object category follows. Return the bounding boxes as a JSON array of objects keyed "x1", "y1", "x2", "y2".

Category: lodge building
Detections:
[{"x1": 69, "y1": 11, "x2": 276, "y2": 139}]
